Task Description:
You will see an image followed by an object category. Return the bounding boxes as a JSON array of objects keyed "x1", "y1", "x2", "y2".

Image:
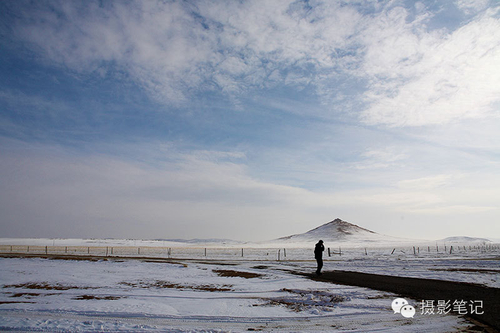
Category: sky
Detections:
[{"x1": 0, "y1": 0, "x2": 499, "y2": 241}]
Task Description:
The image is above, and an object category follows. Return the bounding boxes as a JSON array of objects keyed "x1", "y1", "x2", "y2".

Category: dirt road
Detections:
[{"x1": 308, "y1": 270, "x2": 500, "y2": 332}]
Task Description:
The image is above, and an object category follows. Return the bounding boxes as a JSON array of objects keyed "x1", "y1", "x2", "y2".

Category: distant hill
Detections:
[
  {"x1": 439, "y1": 236, "x2": 491, "y2": 244},
  {"x1": 268, "y1": 218, "x2": 419, "y2": 247},
  {"x1": 2, "y1": 219, "x2": 493, "y2": 249},
  {"x1": 156, "y1": 238, "x2": 244, "y2": 245},
  {"x1": 277, "y1": 218, "x2": 374, "y2": 241}
]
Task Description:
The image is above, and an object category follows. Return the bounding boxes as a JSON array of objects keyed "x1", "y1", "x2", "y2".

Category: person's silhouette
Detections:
[{"x1": 314, "y1": 240, "x2": 324, "y2": 275}]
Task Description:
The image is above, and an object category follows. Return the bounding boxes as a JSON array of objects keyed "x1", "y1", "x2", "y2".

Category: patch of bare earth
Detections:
[
  {"x1": 119, "y1": 280, "x2": 232, "y2": 292},
  {"x1": 0, "y1": 301, "x2": 36, "y2": 304},
  {"x1": 3, "y1": 282, "x2": 95, "y2": 291},
  {"x1": 9, "y1": 292, "x2": 44, "y2": 298},
  {"x1": 255, "y1": 288, "x2": 348, "y2": 312},
  {"x1": 73, "y1": 295, "x2": 123, "y2": 300},
  {"x1": 213, "y1": 269, "x2": 263, "y2": 279},
  {"x1": 252, "y1": 265, "x2": 269, "y2": 270},
  {"x1": 429, "y1": 268, "x2": 500, "y2": 274}
]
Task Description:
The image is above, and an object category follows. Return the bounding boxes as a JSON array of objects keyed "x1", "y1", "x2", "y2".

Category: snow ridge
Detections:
[{"x1": 277, "y1": 218, "x2": 377, "y2": 241}]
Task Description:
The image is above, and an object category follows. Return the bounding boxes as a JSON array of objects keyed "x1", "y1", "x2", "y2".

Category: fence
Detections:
[
  {"x1": 0, "y1": 245, "x2": 294, "y2": 260},
  {"x1": 1, "y1": 243, "x2": 498, "y2": 261}
]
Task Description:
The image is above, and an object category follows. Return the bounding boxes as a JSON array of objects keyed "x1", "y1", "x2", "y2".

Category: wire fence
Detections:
[{"x1": 1, "y1": 243, "x2": 498, "y2": 261}]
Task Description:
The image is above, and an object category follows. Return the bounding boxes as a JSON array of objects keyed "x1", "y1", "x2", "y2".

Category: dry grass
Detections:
[
  {"x1": 119, "y1": 280, "x2": 232, "y2": 292},
  {"x1": 73, "y1": 295, "x2": 122, "y2": 300},
  {"x1": 213, "y1": 269, "x2": 263, "y2": 279},
  {"x1": 9, "y1": 292, "x2": 44, "y2": 298},
  {"x1": 429, "y1": 268, "x2": 500, "y2": 273},
  {"x1": 255, "y1": 288, "x2": 348, "y2": 312},
  {"x1": 3, "y1": 282, "x2": 95, "y2": 291}
]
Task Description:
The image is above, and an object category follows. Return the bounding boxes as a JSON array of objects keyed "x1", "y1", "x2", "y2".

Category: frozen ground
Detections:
[
  {"x1": 0, "y1": 254, "x2": 495, "y2": 332},
  {"x1": 0, "y1": 238, "x2": 498, "y2": 331},
  {"x1": 1, "y1": 238, "x2": 498, "y2": 289}
]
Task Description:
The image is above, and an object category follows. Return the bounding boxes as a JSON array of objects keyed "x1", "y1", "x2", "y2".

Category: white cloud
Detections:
[
  {"x1": 397, "y1": 174, "x2": 456, "y2": 190},
  {"x1": 8, "y1": 0, "x2": 362, "y2": 106},
  {"x1": 354, "y1": 147, "x2": 407, "y2": 170},
  {"x1": 0, "y1": 140, "x2": 331, "y2": 239},
  {"x1": 455, "y1": 0, "x2": 491, "y2": 14},
  {"x1": 1, "y1": 138, "x2": 499, "y2": 240},
  {"x1": 13, "y1": 1, "x2": 214, "y2": 103},
  {"x1": 405, "y1": 205, "x2": 496, "y2": 215},
  {"x1": 6, "y1": 0, "x2": 500, "y2": 124},
  {"x1": 361, "y1": 6, "x2": 500, "y2": 126}
]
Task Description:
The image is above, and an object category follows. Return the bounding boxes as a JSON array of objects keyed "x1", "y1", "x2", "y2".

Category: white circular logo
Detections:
[
  {"x1": 391, "y1": 298, "x2": 408, "y2": 314},
  {"x1": 400, "y1": 305, "x2": 416, "y2": 318}
]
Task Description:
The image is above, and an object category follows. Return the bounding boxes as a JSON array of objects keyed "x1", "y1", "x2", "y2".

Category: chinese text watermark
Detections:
[{"x1": 392, "y1": 298, "x2": 484, "y2": 318}]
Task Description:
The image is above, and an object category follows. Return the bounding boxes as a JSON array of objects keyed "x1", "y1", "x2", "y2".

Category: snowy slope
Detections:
[
  {"x1": 1, "y1": 219, "x2": 496, "y2": 250},
  {"x1": 263, "y1": 218, "x2": 423, "y2": 248},
  {"x1": 439, "y1": 236, "x2": 492, "y2": 244},
  {"x1": 276, "y1": 218, "x2": 376, "y2": 241}
]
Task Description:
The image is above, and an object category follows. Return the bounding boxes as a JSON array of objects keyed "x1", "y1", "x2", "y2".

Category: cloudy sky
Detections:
[{"x1": 0, "y1": 0, "x2": 499, "y2": 241}]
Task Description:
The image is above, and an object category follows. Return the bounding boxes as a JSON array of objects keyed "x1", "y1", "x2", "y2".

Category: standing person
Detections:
[{"x1": 314, "y1": 240, "x2": 325, "y2": 275}]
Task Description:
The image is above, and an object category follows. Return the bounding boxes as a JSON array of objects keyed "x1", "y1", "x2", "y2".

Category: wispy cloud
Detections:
[
  {"x1": 2, "y1": 1, "x2": 362, "y2": 112},
  {"x1": 1, "y1": 1, "x2": 500, "y2": 240},
  {"x1": 397, "y1": 174, "x2": 456, "y2": 190},
  {"x1": 360, "y1": 6, "x2": 500, "y2": 126},
  {"x1": 355, "y1": 147, "x2": 408, "y2": 170},
  {"x1": 2, "y1": 137, "x2": 498, "y2": 239},
  {"x1": 5, "y1": 0, "x2": 499, "y2": 126},
  {"x1": 0, "y1": 140, "x2": 332, "y2": 239}
]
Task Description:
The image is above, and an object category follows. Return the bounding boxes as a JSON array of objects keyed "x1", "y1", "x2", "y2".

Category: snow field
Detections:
[
  {"x1": 0, "y1": 256, "x2": 482, "y2": 332},
  {"x1": 2, "y1": 239, "x2": 498, "y2": 288}
]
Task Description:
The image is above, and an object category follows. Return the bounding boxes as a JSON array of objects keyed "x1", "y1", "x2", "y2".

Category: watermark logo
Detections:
[
  {"x1": 392, "y1": 298, "x2": 415, "y2": 318},
  {"x1": 420, "y1": 300, "x2": 484, "y2": 315},
  {"x1": 392, "y1": 298, "x2": 484, "y2": 318},
  {"x1": 391, "y1": 298, "x2": 408, "y2": 314},
  {"x1": 400, "y1": 304, "x2": 416, "y2": 318}
]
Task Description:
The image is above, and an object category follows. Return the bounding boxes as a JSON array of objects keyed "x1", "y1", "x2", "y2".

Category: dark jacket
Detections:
[{"x1": 314, "y1": 242, "x2": 324, "y2": 259}]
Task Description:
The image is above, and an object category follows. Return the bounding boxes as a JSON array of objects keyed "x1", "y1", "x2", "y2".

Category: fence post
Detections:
[
  {"x1": 284, "y1": 248, "x2": 286, "y2": 258},
  {"x1": 413, "y1": 246, "x2": 416, "y2": 255},
  {"x1": 365, "y1": 248, "x2": 367, "y2": 255},
  {"x1": 277, "y1": 249, "x2": 281, "y2": 261},
  {"x1": 205, "y1": 248, "x2": 207, "y2": 257},
  {"x1": 391, "y1": 248, "x2": 396, "y2": 255},
  {"x1": 45, "y1": 246, "x2": 48, "y2": 254},
  {"x1": 328, "y1": 247, "x2": 331, "y2": 257},
  {"x1": 339, "y1": 247, "x2": 342, "y2": 256},
  {"x1": 450, "y1": 246, "x2": 453, "y2": 254},
  {"x1": 242, "y1": 248, "x2": 244, "y2": 257}
]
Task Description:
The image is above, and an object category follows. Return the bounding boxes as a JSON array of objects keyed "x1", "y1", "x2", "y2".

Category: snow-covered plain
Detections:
[
  {"x1": 1, "y1": 237, "x2": 498, "y2": 288},
  {"x1": 0, "y1": 256, "x2": 479, "y2": 332},
  {"x1": 1, "y1": 238, "x2": 498, "y2": 332}
]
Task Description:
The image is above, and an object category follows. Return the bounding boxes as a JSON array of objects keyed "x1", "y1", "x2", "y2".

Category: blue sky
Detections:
[{"x1": 1, "y1": 0, "x2": 499, "y2": 241}]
